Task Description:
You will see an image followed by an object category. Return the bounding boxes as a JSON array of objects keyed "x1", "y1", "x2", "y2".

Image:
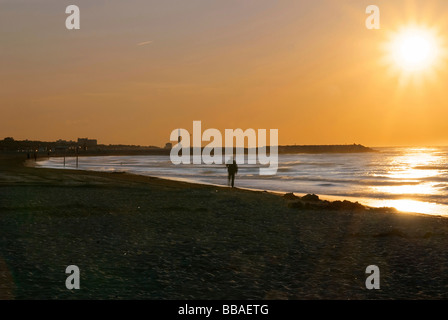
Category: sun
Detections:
[
  {"x1": 391, "y1": 28, "x2": 438, "y2": 71},
  {"x1": 381, "y1": 24, "x2": 446, "y2": 86}
]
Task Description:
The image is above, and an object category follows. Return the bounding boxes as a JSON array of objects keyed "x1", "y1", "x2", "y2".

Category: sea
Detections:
[{"x1": 35, "y1": 147, "x2": 448, "y2": 216}]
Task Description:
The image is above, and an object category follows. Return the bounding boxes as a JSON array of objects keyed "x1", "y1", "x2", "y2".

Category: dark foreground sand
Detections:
[{"x1": 1, "y1": 154, "x2": 448, "y2": 299}]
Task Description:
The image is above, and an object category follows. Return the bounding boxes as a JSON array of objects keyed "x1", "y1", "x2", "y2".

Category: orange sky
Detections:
[{"x1": 2, "y1": 0, "x2": 448, "y2": 147}]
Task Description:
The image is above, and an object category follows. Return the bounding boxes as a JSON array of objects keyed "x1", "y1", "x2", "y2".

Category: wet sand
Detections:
[{"x1": 1, "y1": 154, "x2": 448, "y2": 299}]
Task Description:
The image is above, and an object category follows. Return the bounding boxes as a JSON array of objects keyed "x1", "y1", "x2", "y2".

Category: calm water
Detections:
[{"x1": 36, "y1": 147, "x2": 448, "y2": 215}]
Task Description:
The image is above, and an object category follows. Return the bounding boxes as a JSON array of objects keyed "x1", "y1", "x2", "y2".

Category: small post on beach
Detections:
[
  {"x1": 63, "y1": 149, "x2": 66, "y2": 167},
  {"x1": 76, "y1": 146, "x2": 79, "y2": 168}
]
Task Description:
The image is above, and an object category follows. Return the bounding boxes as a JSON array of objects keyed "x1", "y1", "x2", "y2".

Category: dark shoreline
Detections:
[
  {"x1": 1, "y1": 142, "x2": 376, "y2": 158},
  {"x1": 1, "y1": 153, "x2": 448, "y2": 299}
]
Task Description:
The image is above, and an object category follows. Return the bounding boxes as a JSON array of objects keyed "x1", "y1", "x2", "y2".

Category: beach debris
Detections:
[
  {"x1": 325, "y1": 200, "x2": 365, "y2": 211},
  {"x1": 284, "y1": 193, "x2": 367, "y2": 212},
  {"x1": 301, "y1": 194, "x2": 320, "y2": 202},
  {"x1": 283, "y1": 193, "x2": 299, "y2": 200},
  {"x1": 368, "y1": 207, "x2": 398, "y2": 213}
]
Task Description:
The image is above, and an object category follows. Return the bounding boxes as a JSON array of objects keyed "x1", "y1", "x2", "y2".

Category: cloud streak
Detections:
[{"x1": 137, "y1": 41, "x2": 153, "y2": 47}]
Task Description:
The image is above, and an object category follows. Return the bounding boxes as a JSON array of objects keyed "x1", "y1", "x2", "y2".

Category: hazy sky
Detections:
[{"x1": 2, "y1": 0, "x2": 448, "y2": 147}]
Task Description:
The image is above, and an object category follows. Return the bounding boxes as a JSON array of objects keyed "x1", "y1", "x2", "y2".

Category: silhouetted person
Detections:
[{"x1": 226, "y1": 159, "x2": 238, "y2": 188}]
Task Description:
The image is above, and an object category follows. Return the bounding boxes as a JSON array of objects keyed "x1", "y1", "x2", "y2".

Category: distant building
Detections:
[
  {"x1": 54, "y1": 145, "x2": 68, "y2": 152},
  {"x1": 78, "y1": 138, "x2": 98, "y2": 150},
  {"x1": 164, "y1": 142, "x2": 173, "y2": 149}
]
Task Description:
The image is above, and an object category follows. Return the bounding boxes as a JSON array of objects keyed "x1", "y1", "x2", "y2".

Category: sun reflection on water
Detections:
[
  {"x1": 372, "y1": 183, "x2": 436, "y2": 195},
  {"x1": 369, "y1": 148, "x2": 448, "y2": 215},
  {"x1": 366, "y1": 199, "x2": 447, "y2": 216}
]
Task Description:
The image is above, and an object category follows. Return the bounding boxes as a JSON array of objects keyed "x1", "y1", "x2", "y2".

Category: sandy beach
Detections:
[{"x1": 1, "y1": 154, "x2": 448, "y2": 300}]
